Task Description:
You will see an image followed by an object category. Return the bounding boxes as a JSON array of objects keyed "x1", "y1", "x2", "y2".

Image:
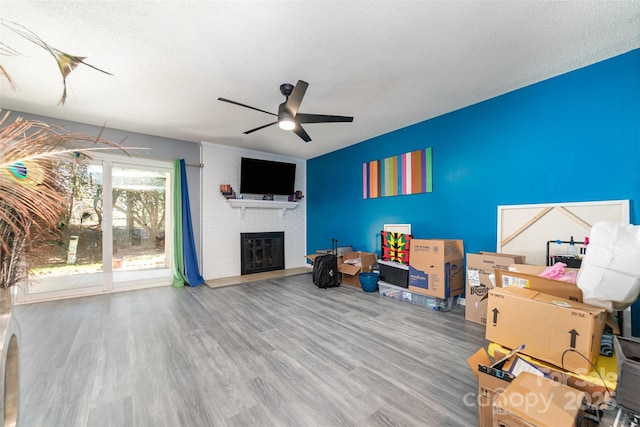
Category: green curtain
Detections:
[
  {"x1": 172, "y1": 159, "x2": 205, "y2": 287},
  {"x1": 172, "y1": 160, "x2": 186, "y2": 287}
]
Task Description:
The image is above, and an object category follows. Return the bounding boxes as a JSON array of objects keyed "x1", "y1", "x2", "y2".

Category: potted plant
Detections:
[{"x1": 0, "y1": 110, "x2": 124, "y2": 425}]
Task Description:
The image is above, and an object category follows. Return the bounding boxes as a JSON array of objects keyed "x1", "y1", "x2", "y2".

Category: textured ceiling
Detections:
[{"x1": 1, "y1": 1, "x2": 639, "y2": 160}]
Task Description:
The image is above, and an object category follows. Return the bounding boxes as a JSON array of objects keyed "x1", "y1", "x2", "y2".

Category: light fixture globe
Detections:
[
  {"x1": 277, "y1": 105, "x2": 296, "y2": 130},
  {"x1": 278, "y1": 119, "x2": 295, "y2": 130}
]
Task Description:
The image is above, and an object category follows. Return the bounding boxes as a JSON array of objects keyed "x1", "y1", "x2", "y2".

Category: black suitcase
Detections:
[{"x1": 312, "y1": 238, "x2": 340, "y2": 288}]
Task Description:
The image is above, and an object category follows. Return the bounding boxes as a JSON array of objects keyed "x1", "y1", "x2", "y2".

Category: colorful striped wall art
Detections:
[{"x1": 363, "y1": 147, "x2": 432, "y2": 199}]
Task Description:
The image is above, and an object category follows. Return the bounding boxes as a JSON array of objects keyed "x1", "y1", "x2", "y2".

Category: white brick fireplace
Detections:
[{"x1": 201, "y1": 142, "x2": 307, "y2": 280}]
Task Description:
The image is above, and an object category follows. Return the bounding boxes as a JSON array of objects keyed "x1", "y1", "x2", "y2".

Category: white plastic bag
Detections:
[{"x1": 576, "y1": 221, "x2": 640, "y2": 312}]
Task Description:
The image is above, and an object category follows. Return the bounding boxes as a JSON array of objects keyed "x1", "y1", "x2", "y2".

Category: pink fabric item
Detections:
[
  {"x1": 559, "y1": 270, "x2": 578, "y2": 283},
  {"x1": 539, "y1": 262, "x2": 577, "y2": 283},
  {"x1": 540, "y1": 262, "x2": 568, "y2": 279}
]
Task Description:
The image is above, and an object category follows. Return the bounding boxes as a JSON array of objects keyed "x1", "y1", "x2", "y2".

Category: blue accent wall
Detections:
[{"x1": 307, "y1": 49, "x2": 640, "y2": 333}]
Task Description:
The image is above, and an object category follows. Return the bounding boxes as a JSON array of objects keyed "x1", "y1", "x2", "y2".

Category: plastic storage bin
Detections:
[
  {"x1": 359, "y1": 272, "x2": 379, "y2": 292},
  {"x1": 378, "y1": 281, "x2": 454, "y2": 311},
  {"x1": 614, "y1": 335, "x2": 640, "y2": 414}
]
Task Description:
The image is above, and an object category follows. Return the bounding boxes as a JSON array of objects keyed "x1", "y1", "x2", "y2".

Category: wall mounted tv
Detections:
[{"x1": 240, "y1": 157, "x2": 296, "y2": 196}]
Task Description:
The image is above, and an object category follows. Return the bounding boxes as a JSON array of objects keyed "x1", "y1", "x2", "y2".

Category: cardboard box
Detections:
[
  {"x1": 489, "y1": 342, "x2": 616, "y2": 407},
  {"x1": 493, "y1": 372, "x2": 587, "y2": 427},
  {"x1": 467, "y1": 343, "x2": 596, "y2": 427},
  {"x1": 305, "y1": 253, "x2": 322, "y2": 264},
  {"x1": 408, "y1": 239, "x2": 464, "y2": 298},
  {"x1": 485, "y1": 287, "x2": 606, "y2": 373},
  {"x1": 495, "y1": 267, "x2": 583, "y2": 303},
  {"x1": 467, "y1": 347, "x2": 516, "y2": 427},
  {"x1": 465, "y1": 252, "x2": 526, "y2": 325},
  {"x1": 508, "y1": 263, "x2": 581, "y2": 284},
  {"x1": 338, "y1": 251, "x2": 378, "y2": 286},
  {"x1": 507, "y1": 264, "x2": 578, "y2": 276}
]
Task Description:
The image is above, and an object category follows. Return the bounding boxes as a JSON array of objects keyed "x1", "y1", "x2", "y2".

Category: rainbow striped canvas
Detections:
[{"x1": 363, "y1": 147, "x2": 432, "y2": 199}]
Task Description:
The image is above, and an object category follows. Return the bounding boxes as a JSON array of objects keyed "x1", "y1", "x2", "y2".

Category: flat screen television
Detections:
[{"x1": 240, "y1": 157, "x2": 296, "y2": 196}]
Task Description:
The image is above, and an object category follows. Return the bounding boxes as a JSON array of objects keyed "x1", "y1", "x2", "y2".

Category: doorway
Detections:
[{"x1": 17, "y1": 154, "x2": 173, "y2": 303}]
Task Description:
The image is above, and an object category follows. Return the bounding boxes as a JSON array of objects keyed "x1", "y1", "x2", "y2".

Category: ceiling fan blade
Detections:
[
  {"x1": 244, "y1": 121, "x2": 278, "y2": 134},
  {"x1": 293, "y1": 123, "x2": 311, "y2": 142},
  {"x1": 285, "y1": 80, "x2": 309, "y2": 116},
  {"x1": 218, "y1": 98, "x2": 277, "y2": 117},
  {"x1": 295, "y1": 113, "x2": 354, "y2": 124}
]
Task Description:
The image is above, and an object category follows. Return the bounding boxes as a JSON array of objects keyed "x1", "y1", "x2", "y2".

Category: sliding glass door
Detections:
[
  {"x1": 111, "y1": 163, "x2": 171, "y2": 290},
  {"x1": 18, "y1": 154, "x2": 173, "y2": 302}
]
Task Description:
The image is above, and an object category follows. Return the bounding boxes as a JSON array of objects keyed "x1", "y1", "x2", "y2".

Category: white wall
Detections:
[{"x1": 201, "y1": 142, "x2": 307, "y2": 280}]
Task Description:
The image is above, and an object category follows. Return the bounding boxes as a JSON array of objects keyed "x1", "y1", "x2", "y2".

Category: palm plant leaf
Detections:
[
  {"x1": 0, "y1": 65, "x2": 16, "y2": 90},
  {"x1": 0, "y1": 20, "x2": 112, "y2": 105},
  {"x1": 0, "y1": 111, "x2": 127, "y2": 287}
]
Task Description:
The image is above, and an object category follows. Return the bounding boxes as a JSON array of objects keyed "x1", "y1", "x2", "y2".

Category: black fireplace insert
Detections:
[{"x1": 240, "y1": 232, "x2": 285, "y2": 275}]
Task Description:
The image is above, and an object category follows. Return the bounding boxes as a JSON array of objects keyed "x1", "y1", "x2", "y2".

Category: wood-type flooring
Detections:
[{"x1": 16, "y1": 273, "x2": 489, "y2": 426}]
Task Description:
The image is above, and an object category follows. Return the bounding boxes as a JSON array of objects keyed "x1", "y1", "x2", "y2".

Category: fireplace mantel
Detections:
[{"x1": 226, "y1": 199, "x2": 298, "y2": 219}]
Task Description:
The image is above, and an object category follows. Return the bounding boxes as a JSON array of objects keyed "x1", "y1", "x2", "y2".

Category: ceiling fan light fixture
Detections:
[
  {"x1": 278, "y1": 119, "x2": 295, "y2": 130},
  {"x1": 218, "y1": 80, "x2": 352, "y2": 142}
]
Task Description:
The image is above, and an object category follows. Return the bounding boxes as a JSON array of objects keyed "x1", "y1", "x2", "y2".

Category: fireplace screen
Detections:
[{"x1": 240, "y1": 232, "x2": 285, "y2": 275}]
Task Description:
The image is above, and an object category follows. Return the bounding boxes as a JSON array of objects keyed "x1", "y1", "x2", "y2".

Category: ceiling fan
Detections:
[{"x1": 218, "y1": 80, "x2": 353, "y2": 142}]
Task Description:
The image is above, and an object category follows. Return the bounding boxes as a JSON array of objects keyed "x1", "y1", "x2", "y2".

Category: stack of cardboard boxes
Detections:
[
  {"x1": 377, "y1": 238, "x2": 466, "y2": 299},
  {"x1": 377, "y1": 239, "x2": 465, "y2": 311},
  {"x1": 466, "y1": 253, "x2": 613, "y2": 426},
  {"x1": 465, "y1": 252, "x2": 526, "y2": 325}
]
